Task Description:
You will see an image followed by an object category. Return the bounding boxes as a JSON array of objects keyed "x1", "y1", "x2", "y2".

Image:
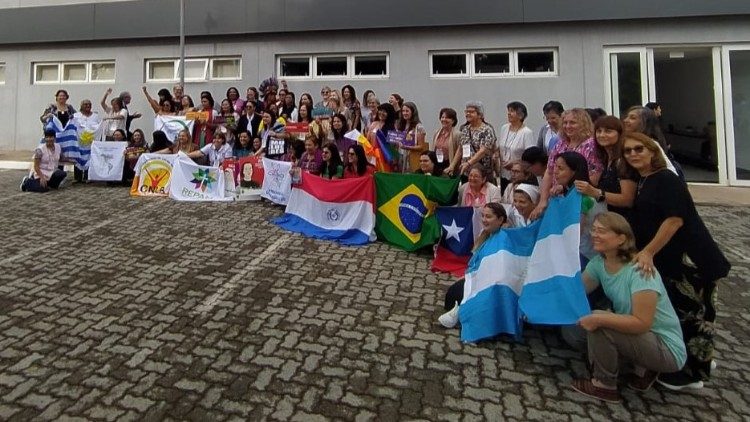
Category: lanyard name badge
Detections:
[
  {"x1": 462, "y1": 144, "x2": 471, "y2": 159},
  {"x1": 436, "y1": 149, "x2": 445, "y2": 163}
]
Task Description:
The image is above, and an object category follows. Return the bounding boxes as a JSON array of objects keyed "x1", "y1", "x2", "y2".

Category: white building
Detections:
[{"x1": 1, "y1": 0, "x2": 749, "y2": 185}]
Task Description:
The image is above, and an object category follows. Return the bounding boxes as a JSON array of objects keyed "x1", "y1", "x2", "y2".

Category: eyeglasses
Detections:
[
  {"x1": 623, "y1": 145, "x2": 646, "y2": 155},
  {"x1": 321, "y1": 90, "x2": 330, "y2": 95}
]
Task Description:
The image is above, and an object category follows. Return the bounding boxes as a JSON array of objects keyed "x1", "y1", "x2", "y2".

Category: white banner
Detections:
[
  {"x1": 261, "y1": 158, "x2": 293, "y2": 205},
  {"x1": 130, "y1": 153, "x2": 178, "y2": 197},
  {"x1": 169, "y1": 153, "x2": 233, "y2": 202},
  {"x1": 88, "y1": 141, "x2": 127, "y2": 181},
  {"x1": 154, "y1": 115, "x2": 195, "y2": 142}
]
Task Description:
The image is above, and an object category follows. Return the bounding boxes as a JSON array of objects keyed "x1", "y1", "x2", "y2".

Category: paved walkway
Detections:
[{"x1": 0, "y1": 169, "x2": 748, "y2": 421}]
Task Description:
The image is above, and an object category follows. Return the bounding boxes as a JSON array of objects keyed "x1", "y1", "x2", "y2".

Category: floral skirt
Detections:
[{"x1": 662, "y1": 266, "x2": 718, "y2": 381}]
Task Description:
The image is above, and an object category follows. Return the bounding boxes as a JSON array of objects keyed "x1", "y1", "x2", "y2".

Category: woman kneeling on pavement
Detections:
[
  {"x1": 570, "y1": 212, "x2": 686, "y2": 403},
  {"x1": 21, "y1": 129, "x2": 70, "y2": 193}
]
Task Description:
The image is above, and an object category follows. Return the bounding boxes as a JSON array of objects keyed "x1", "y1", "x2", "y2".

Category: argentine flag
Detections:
[{"x1": 459, "y1": 189, "x2": 591, "y2": 342}]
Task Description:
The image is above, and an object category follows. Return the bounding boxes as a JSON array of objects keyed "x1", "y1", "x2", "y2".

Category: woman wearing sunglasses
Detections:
[{"x1": 622, "y1": 132, "x2": 729, "y2": 391}]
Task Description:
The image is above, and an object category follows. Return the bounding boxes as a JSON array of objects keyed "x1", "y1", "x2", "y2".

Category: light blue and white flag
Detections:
[
  {"x1": 155, "y1": 115, "x2": 194, "y2": 142},
  {"x1": 44, "y1": 117, "x2": 85, "y2": 169},
  {"x1": 459, "y1": 190, "x2": 591, "y2": 342}
]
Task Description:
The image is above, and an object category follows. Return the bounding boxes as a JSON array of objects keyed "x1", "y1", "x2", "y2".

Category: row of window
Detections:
[
  {"x1": 16, "y1": 48, "x2": 557, "y2": 85},
  {"x1": 430, "y1": 49, "x2": 557, "y2": 77}
]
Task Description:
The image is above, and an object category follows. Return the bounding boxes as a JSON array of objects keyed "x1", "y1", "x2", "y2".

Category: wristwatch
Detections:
[{"x1": 597, "y1": 190, "x2": 606, "y2": 202}]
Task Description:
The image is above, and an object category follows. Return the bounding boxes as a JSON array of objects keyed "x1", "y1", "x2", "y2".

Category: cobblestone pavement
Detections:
[{"x1": 0, "y1": 168, "x2": 748, "y2": 421}]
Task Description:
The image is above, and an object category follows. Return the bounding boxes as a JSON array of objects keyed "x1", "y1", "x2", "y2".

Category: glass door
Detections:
[
  {"x1": 722, "y1": 46, "x2": 750, "y2": 186},
  {"x1": 604, "y1": 48, "x2": 653, "y2": 118}
]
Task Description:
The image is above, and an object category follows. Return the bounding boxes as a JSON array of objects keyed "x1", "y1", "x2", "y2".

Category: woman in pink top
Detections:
[
  {"x1": 457, "y1": 164, "x2": 502, "y2": 207},
  {"x1": 21, "y1": 129, "x2": 69, "y2": 192}
]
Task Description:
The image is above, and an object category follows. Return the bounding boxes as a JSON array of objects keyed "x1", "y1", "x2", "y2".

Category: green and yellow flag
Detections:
[{"x1": 375, "y1": 173, "x2": 459, "y2": 251}]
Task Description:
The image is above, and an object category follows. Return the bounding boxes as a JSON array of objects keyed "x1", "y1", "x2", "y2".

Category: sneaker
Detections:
[
  {"x1": 627, "y1": 370, "x2": 659, "y2": 392},
  {"x1": 657, "y1": 371, "x2": 704, "y2": 391},
  {"x1": 570, "y1": 379, "x2": 622, "y2": 403},
  {"x1": 438, "y1": 302, "x2": 459, "y2": 328},
  {"x1": 20, "y1": 176, "x2": 28, "y2": 192}
]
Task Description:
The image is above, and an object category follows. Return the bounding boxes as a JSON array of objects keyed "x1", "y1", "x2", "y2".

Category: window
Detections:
[
  {"x1": 211, "y1": 58, "x2": 241, "y2": 80},
  {"x1": 431, "y1": 53, "x2": 467, "y2": 76},
  {"x1": 146, "y1": 57, "x2": 240, "y2": 82},
  {"x1": 62, "y1": 63, "x2": 87, "y2": 82},
  {"x1": 516, "y1": 51, "x2": 556, "y2": 74},
  {"x1": 474, "y1": 52, "x2": 511, "y2": 75},
  {"x1": 430, "y1": 48, "x2": 557, "y2": 78},
  {"x1": 32, "y1": 61, "x2": 116, "y2": 84},
  {"x1": 277, "y1": 53, "x2": 389, "y2": 79},
  {"x1": 34, "y1": 63, "x2": 60, "y2": 83},
  {"x1": 279, "y1": 57, "x2": 310, "y2": 77},
  {"x1": 90, "y1": 62, "x2": 115, "y2": 82},
  {"x1": 354, "y1": 55, "x2": 387, "y2": 76},
  {"x1": 316, "y1": 56, "x2": 347, "y2": 77},
  {"x1": 0, "y1": 63, "x2": 5, "y2": 85}
]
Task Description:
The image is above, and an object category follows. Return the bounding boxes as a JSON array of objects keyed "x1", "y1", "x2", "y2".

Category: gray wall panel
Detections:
[{"x1": 1, "y1": 0, "x2": 749, "y2": 45}]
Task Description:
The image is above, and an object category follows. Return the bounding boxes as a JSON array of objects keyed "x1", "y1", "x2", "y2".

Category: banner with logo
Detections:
[
  {"x1": 88, "y1": 141, "x2": 127, "y2": 181},
  {"x1": 260, "y1": 157, "x2": 293, "y2": 205},
  {"x1": 130, "y1": 153, "x2": 178, "y2": 197},
  {"x1": 169, "y1": 153, "x2": 233, "y2": 202},
  {"x1": 154, "y1": 115, "x2": 195, "y2": 142}
]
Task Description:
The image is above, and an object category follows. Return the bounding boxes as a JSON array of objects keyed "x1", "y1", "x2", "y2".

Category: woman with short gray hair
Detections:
[{"x1": 448, "y1": 101, "x2": 497, "y2": 180}]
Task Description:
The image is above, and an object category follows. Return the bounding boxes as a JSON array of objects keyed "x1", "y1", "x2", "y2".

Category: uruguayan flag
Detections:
[
  {"x1": 459, "y1": 190, "x2": 591, "y2": 342},
  {"x1": 44, "y1": 117, "x2": 87, "y2": 169}
]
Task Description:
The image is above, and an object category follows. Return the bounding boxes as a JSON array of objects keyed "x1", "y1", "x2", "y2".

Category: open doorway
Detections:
[{"x1": 653, "y1": 47, "x2": 718, "y2": 183}]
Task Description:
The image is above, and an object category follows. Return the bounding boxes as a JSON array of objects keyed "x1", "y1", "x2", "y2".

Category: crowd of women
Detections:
[{"x1": 29, "y1": 80, "x2": 729, "y2": 404}]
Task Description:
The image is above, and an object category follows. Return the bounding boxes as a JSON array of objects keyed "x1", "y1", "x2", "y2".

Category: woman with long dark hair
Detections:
[
  {"x1": 343, "y1": 144, "x2": 375, "y2": 178},
  {"x1": 320, "y1": 143, "x2": 344, "y2": 179}
]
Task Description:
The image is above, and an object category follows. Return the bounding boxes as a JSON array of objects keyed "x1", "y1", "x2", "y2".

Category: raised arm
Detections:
[
  {"x1": 141, "y1": 86, "x2": 161, "y2": 114},
  {"x1": 100, "y1": 88, "x2": 113, "y2": 113}
]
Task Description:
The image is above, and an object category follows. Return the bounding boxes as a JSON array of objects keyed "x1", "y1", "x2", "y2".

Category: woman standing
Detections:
[
  {"x1": 622, "y1": 132, "x2": 729, "y2": 390},
  {"x1": 388, "y1": 93, "x2": 403, "y2": 115},
  {"x1": 431, "y1": 108, "x2": 460, "y2": 175},
  {"x1": 452, "y1": 101, "x2": 497, "y2": 180},
  {"x1": 226, "y1": 87, "x2": 245, "y2": 115},
  {"x1": 279, "y1": 91, "x2": 297, "y2": 122},
  {"x1": 218, "y1": 99, "x2": 239, "y2": 145},
  {"x1": 100, "y1": 88, "x2": 128, "y2": 142},
  {"x1": 40, "y1": 89, "x2": 76, "y2": 126},
  {"x1": 193, "y1": 94, "x2": 219, "y2": 148},
  {"x1": 530, "y1": 108, "x2": 602, "y2": 220},
  {"x1": 330, "y1": 113, "x2": 352, "y2": 160},
  {"x1": 497, "y1": 101, "x2": 535, "y2": 192},
  {"x1": 360, "y1": 90, "x2": 376, "y2": 130},
  {"x1": 574, "y1": 116, "x2": 635, "y2": 219},
  {"x1": 341, "y1": 85, "x2": 361, "y2": 131},
  {"x1": 622, "y1": 106, "x2": 681, "y2": 178},
  {"x1": 570, "y1": 212, "x2": 686, "y2": 403},
  {"x1": 537, "y1": 100, "x2": 564, "y2": 154},
  {"x1": 396, "y1": 102, "x2": 427, "y2": 173}
]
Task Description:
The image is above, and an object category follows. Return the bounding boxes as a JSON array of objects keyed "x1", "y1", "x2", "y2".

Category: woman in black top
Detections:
[
  {"x1": 40, "y1": 89, "x2": 76, "y2": 127},
  {"x1": 622, "y1": 132, "x2": 730, "y2": 390},
  {"x1": 574, "y1": 116, "x2": 635, "y2": 218}
]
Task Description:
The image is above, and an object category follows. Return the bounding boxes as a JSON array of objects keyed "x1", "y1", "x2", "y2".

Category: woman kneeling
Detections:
[{"x1": 571, "y1": 212, "x2": 686, "y2": 403}]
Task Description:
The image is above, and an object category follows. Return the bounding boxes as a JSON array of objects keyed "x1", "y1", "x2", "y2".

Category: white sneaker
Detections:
[
  {"x1": 20, "y1": 176, "x2": 29, "y2": 192},
  {"x1": 710, "y1": 360, "x2": 717, "y2": 371},
  {"x1": 439, "y1": 302, "x2": 460, "y2": 328}
]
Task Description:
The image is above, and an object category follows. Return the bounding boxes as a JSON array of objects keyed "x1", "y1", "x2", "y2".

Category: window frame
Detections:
[
  {"x1": 61, "y1": 62, "x2": 88, "y2": 83},
  {"x1": 351, "y1": 54, "x2": 390, "y2": 79},
  {"x1": 33, "y1": 63, "x2": 61, "y2": 84},
  {"x1": 0, "y1": 63, "x2": 6, "y2": 85},
  {"x1": 89, "y1": 61, "x2": 116, "y2": 83},
  {"x1": 429, "y1": 51, "x2": 469, "y2": 78},
  {"x1": 514, "y1": 49, "x2": 558, "y2": 77},
  {"x1": 209, "y1": 57, "x2": 242, "y2": 81},
  {"x1": 276, "y1": 53, "x2": 390, "y2": 80},
  {"x1": 177, "y1": 58, "x2": 209, "y2": 82},
  {"x1": 471, "y1": 50, "x2": 513, "y2": 78},
  {"x1": 146, "y1": 59, "x2": 177, "y2": 83}
]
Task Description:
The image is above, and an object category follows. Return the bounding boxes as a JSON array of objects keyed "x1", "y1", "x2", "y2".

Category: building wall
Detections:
[{"x1": 2, "y1": 16, "x2": 750, "y2": 151}]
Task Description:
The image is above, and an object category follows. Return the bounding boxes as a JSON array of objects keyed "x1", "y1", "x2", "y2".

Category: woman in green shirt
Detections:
[
  {"x1": 320, "y1": 143, "x2": 344, "y2": 180},
  {"x1": 570, "y1": 212, "x2": 686, "y2": 403}
]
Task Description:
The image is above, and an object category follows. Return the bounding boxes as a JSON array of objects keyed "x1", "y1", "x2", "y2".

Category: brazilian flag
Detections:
[{"x1": 375, "y1": 173, "x2": 459, "y2": 251}]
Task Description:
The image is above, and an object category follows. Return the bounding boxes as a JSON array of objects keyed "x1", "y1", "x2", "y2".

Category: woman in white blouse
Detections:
[{"x1": 497, "y1": 101, "x2": 535, "y2": 193}]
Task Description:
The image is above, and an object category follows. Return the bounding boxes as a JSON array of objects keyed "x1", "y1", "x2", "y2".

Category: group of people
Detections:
[{"x1": 28, "y1": 82, "x2": 730, "y2": 404}]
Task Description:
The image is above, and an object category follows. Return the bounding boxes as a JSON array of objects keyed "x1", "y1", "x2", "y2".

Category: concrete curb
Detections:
[{"x1": 0, "y1": 161, "x2": 74, "y2": 171}]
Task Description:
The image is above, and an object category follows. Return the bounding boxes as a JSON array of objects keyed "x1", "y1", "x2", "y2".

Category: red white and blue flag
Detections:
[
  {"x1": 431, "y1": 206, "x2": 482, "y2": 277},
  {"x1": 274, "y1": 173, "x2": 376, "y2": 246}
]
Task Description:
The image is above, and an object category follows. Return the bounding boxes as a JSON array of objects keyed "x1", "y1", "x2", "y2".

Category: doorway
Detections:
[
  {"x1": 653, "y1": 47, "x2": 718, "y2": 183},
  {"x1": 604, "y1": 46, "x2": 724, "y2": 184}
]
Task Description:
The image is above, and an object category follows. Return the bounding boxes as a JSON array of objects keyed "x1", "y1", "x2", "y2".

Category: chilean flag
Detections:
[
  {"x1": 274, "y1": 173, "x2": 376, "y2": 245},
  {"x1": 431, "y1": 207, "x2": 482, "y2": 277}
]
